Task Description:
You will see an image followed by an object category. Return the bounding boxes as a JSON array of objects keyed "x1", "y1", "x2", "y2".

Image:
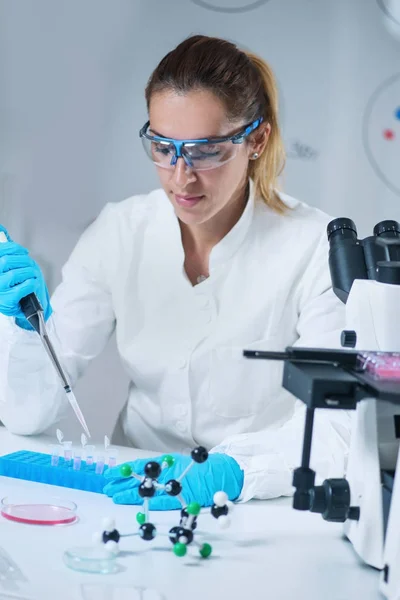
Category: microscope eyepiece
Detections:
[
  {"x1": 373, "y1": 220, "x2": 400, "y2": 238},
  {"x1": 327, "y1": 218, "x2": 367, "y2": 304},
  {"x1": 327, "y1": 218, "x2": 358, "y2": 242}
]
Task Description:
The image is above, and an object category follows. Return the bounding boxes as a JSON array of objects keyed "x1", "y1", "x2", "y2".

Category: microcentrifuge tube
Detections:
[
  {"x1": 95, "y1": 455, "x2": 105, "y2": 475},
  {"x1": 84, "y1": 445, "x2": 95, "y2": 466},
  {"x1": 106, "y1": 448, "x2": 119, "y2": 467},
  {"x1": 73, "y1": 450, "x2": 82, "y2": 471},
  {"x1": 50, "y1": 445, "x2": 60, "y2": 467},
  {"x1": 63, "y1": 441, "x2": 73, "y2": 462}
]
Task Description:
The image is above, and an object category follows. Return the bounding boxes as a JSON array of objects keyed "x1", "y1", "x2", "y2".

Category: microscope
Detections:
[{"x1": 245, "y1": 218, "x2": 400, "y2": 600}]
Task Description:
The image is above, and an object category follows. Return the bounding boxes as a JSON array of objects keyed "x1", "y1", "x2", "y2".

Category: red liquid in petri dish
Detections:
[{"x1": 1, "y1": 502, "x2": 77, "y2": 525}]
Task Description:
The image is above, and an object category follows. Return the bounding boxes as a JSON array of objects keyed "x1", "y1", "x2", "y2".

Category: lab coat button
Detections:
[
  {"x1": 176, "y1": 357, "x2": 187, "y2": 369},
  {"x1": 176, "y1": 421, "x2": 186, "y2": 433}
]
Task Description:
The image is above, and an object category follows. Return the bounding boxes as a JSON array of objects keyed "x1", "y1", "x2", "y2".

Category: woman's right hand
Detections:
[{"x1": 0, "y1": 225, "x2": 52, "y2": 327}]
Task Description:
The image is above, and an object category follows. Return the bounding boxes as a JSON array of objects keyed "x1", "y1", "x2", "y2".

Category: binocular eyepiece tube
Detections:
[{"x1": 327, "y1": 218, "x2": 400, "y2": 303}]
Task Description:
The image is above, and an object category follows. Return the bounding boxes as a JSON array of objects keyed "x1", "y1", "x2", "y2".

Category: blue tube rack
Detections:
[{"x1": 0, "y1": 451, "x2": 108, "y2": 494}]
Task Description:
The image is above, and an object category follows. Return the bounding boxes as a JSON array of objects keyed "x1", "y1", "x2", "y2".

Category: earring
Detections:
[{"x1": 252, "y1": 152, "x2": 259, "y2": 159}]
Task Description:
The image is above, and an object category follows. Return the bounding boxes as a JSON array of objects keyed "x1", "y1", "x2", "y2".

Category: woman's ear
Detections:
[{"x1": 247, "y1": 122, "x2": 271, "y2": 159}]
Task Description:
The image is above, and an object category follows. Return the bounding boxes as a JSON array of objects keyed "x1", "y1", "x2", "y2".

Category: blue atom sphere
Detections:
[{"x1": 395, "y1": 106, "x2": 400, "y2": 120}]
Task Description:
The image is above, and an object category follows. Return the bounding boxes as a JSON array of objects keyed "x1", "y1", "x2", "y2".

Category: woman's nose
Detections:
[{"x1": 171, "y1": 157, "x2": 197, "y2": 187}]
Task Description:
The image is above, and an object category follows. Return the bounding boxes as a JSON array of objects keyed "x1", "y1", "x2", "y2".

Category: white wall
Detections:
[{"x1": 0, "y1": 0, "x2": 399, "y2": 442}]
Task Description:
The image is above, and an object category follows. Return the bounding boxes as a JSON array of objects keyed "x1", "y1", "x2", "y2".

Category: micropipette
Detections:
[{"x1": 0, "y1": 231, "x2": 91, "y2": 438}]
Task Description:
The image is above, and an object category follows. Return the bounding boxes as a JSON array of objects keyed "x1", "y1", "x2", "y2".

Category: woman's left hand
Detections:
[{"x1": 103, "y1": 452, "x2": 244, "y2": 510}]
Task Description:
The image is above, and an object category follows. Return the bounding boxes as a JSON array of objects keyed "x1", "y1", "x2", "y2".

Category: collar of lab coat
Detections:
[{"x1": 208, "y1": 178, "x2": 255, "y2": 269}]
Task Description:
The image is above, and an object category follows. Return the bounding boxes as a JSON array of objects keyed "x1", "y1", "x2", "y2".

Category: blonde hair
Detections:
[
  {"x1": 244, "y1": 51, "x2": 286, "y2": 214},
  {"x1": 146, "y1": 35, "x2": 287, "y2": 214}
]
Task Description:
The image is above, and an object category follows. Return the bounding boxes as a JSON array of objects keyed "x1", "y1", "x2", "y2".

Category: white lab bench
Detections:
[{"x1": 0, "y1": 427, "x2": 382, "y2": 600}]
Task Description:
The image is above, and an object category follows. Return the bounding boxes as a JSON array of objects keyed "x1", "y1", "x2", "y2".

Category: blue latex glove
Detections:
[
  {"x1": 0, "y1": 225, "x2": 52, "y2": 330},
  {"x1": 103, "y1": 453, "x2": 244, "y2": 510}
]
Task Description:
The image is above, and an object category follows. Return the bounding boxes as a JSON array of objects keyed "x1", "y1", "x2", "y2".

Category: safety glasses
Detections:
[{"x1": 139, "y1": 117, "x2": 263, "y2": 171}]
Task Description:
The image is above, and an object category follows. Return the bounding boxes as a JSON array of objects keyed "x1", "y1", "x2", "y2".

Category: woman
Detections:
[{"x1": 0, "y1": 35, "x2": 350, "y2": 508}]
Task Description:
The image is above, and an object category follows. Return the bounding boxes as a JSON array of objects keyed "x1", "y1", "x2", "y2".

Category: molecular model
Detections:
[{"x1": 93, "y1": 446, "x2": 232, "y2": 559}]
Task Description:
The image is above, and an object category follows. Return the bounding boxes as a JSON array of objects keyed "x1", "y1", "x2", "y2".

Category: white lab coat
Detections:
[{"x1": 0, "y1": 180, "x2": 351, "y2": 501}]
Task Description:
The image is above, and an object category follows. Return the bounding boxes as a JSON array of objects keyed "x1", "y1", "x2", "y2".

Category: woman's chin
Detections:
[{"x1": 173, "y1": 202, "x2": 211, "y2": 226}]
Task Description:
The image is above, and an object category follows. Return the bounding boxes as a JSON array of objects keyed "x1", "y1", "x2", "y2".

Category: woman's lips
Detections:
[{"x1": 174, "y1": 194, "x2": 204, "y2": 208}]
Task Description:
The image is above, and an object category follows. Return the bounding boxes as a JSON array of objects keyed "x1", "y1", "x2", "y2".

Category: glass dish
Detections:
[{"x1": 64, "y1": 546, "x2": 118, "y2": 574}]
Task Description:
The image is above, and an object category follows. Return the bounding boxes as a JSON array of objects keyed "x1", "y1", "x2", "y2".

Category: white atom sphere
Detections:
[
  {"x1": 218, "y1": 516, "x2": 231, "y2": 529},
  {"x1": 213, "y1": 491, "x2": 228, "y2": 507},
  {"x1": 105, "y1": 540, "x2": 119, "y2": 555},
  {"x1": 102, "y1": 517, "x2": 115, "y2": 531}
]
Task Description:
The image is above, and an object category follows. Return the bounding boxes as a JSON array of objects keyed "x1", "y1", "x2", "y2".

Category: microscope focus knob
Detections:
[
  {"x1": 341, "y1": 330, "x2": 357, "y2": 348},
  {"x1": 308, "y1": 485, "x2": 326, "y2": 514},
  {"x1": 310, "y1": 479, "x2": 359, "y2": 522}
]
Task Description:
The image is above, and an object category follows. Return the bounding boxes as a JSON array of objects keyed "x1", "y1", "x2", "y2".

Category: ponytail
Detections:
[{"x1": 244, "y1": 51, "x2": 287, "y2": 213}]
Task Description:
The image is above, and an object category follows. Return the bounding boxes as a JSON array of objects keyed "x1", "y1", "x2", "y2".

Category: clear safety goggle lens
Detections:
[{"x1": 141, "y1": 137, "x2": 239, "y2": 171}]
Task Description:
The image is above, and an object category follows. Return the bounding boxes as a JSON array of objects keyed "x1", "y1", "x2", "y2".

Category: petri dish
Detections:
[
  {"x1": 64, "y1": 546, "x2": 119, "y2": 574},
  {"x1": 1, "y1": 495, "x2": 78, "y2": 526}
]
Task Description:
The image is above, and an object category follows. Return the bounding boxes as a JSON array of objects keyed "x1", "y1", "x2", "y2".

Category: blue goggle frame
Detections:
[{"x1": 139, "y1": 117, "x2": 264, "y2": 167}]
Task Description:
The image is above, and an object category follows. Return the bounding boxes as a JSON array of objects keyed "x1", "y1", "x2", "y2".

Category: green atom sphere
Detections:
[
  {"x1": 136, "y1": 512, "x2": 146, "y2": 525},
  {"x1": 199, "y1": 543, "x2": 212, "y2": 558},
  {"x1": 173, "y1": 542, "x2": 187, "y2": 557},
  {"x1": 120, "y1": 463, "x2": 133, "y2": 477},
  {"x1": 186, "y1": 502, "x2": 201, "y2": 516},
  {"x1": 161, "y1": 454, "x2": 175, "y2": 467}
]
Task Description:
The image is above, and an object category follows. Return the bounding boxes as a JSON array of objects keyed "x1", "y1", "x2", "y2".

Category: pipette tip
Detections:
[{"x1": 65, "y1": 389, "x2": 91, "y2": 439}]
